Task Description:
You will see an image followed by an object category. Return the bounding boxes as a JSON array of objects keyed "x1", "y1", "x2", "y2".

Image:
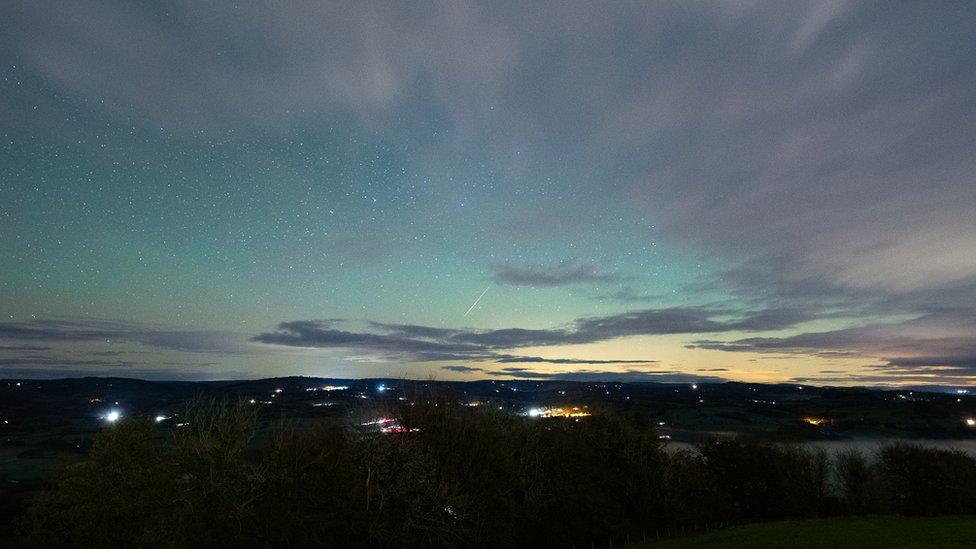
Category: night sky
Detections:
[{"x1": 2, "y1": 2, "x2": 975, "y2": 386}]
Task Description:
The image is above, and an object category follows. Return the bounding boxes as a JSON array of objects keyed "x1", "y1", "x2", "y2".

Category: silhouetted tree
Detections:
[
  {"x1": 835, "y1": 449, "x2": 876, "y2": 514},
  {"x1": 24, "y1": 420, "x2": 184, "y2": 546},
  {"x1": 874, "y1": 443, "x2": 976, "y2": 515},
  {"x1": 21, "y1": 401, "x2": 976, "y2": 547}
]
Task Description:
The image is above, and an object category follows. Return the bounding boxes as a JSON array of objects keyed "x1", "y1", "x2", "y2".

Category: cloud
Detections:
[
  {"x1": 487, "y1": 367, "x2": 726, "y2": 384},
  {"x1": 441, "y1": 365, "x2": 485, "y2": 373},
  {"x1": 5, "y1": 2, "x2": 974, "y2": 299},
  {"x1": 0, "y1": 318, "x2": 126, "y2": 341},
  {"x1": 0, "y1": 356, "x2": 135, "y2": 368},
  {"x1": 0, "y1": 318, "x2": 264, "y2": 377},
  {"x1": 689, "y1": 314, "x2": 976, "y2": 379},
  {"x1": 252, "y1": 320, "x2": 573, "y2": 362},
  {"x1": 251, "y1": 305, "x2": 806, "y2": 364},
  {"x1": 0, "y1": 345, "x2": 53, "y2": 352},
  {"x1": 569, "y1": 307, "x2": 809, "y2": 340},
  {"x1": 491, "y1": 262, "x2": 623, "y2": 287},
  {"x1": 368, "y1": 322, "x2": 462, "y2": 339},
  {"x1": 593, "y1": 287, "x2": 663, "y2": 303},
  {"x1": 0, "y1": 365, "x2": 243, "y2": 381},
  {"x1": 5, "y1": 3, "x2": 976, "y2": 384},
  {"x1": 137, "y1": 331, "x2": 251, "y2": 355},
  {"x1": 250, "y1": 320, "x2": 482, "y2": 355},
  {"x1": 494, "y1": 356, "x2": 656, "y2": 365},
  {"x1": 0, "y1": 349, "x2": 228, "y2": 373},
  {"x1": 0, "y1": 318, "x2": 250, "y2": 355}
]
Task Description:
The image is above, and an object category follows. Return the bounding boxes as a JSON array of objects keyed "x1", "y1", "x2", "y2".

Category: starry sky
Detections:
[{"x1": 2, "y1": 2, "x2": 975, "y2": 386}]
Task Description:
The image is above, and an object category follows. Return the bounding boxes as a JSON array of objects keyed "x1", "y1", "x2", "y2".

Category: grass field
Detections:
[{"x1": 638, "y1": 516, "x2": 976, "y2": 548}]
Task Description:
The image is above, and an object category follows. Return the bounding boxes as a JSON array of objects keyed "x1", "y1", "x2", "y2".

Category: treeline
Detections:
[{"x1": 20, "y1": 399, "x2": 976, "y2": 547}]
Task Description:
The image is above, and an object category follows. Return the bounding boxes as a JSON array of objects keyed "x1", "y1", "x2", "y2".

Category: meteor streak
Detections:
[{"x1": 464, "y1": 285, "x2": 491, "y2": 317}]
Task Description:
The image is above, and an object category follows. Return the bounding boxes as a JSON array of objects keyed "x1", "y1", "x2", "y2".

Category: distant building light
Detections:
[
  {"x1": 362, "y1": 417, "x2": 397, "y2": 426},
  {"x1": 965, "y1": 418, "x2": 976, "y2": 427},
  {"x1": 524, "y1": 406, "x2": 591, "y2": 419},
  {"x1": 322, "y1": 385, "x2": 349, "y2": 391},
  {"x1": 691, "y1": 384, "x2": 698, "y2": 390},
  {"x1": 103, "y1": 410, "x2": 121, "y2": 423},
  {"x1": 154, "y1": 415, "x2": 168, "y2": 423},
  {"x1": 361, "y1": 416, "x2": 418, "y2": 434}
]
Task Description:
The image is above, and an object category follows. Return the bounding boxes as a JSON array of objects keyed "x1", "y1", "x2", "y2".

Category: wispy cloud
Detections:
[
  {"x1": 487, "y1": 367, "x2": 724, "y2": 384},
  {"x1": 494, "y1": 356, "x2": 656, "y2": 365},
  {"x1": 689, "y1": 314, "x2": 976, "y2": 379},
  {"x1": 441, "y1": 365, "x2": 485, "y2": 373},
  {"x1": 0, "y1": 318, "x2": 250, "y2": 355},
  {"x1": 491, "y1": 261, "x2": 623, "y2": 287},
  {"x1": 4, "y1": 2, "x2": 976, "y2": 384},
  {"x1": 593, "y1": 287, "x2": 663, "y2": 303},
  {"x1": 252, "y1": 305, "x2": 808, "y2": 364}
]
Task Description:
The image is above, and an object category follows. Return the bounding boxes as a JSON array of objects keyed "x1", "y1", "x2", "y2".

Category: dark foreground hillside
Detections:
[
  {"x1": 10, "y1": 398, "x2": 976, "y2": 547},
  {"x1": 638, "y1": 516, "x2": 976, "y2": 548}
]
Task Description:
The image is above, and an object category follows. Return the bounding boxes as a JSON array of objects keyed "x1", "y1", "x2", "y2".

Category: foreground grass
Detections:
[{"x1": 639, "y1": 516, "x2": 976, "y2": 548}]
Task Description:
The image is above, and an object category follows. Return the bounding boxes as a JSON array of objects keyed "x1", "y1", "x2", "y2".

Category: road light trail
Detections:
[{"x1": 464, "y1": 284, "x2": 491, "y2": 317}]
